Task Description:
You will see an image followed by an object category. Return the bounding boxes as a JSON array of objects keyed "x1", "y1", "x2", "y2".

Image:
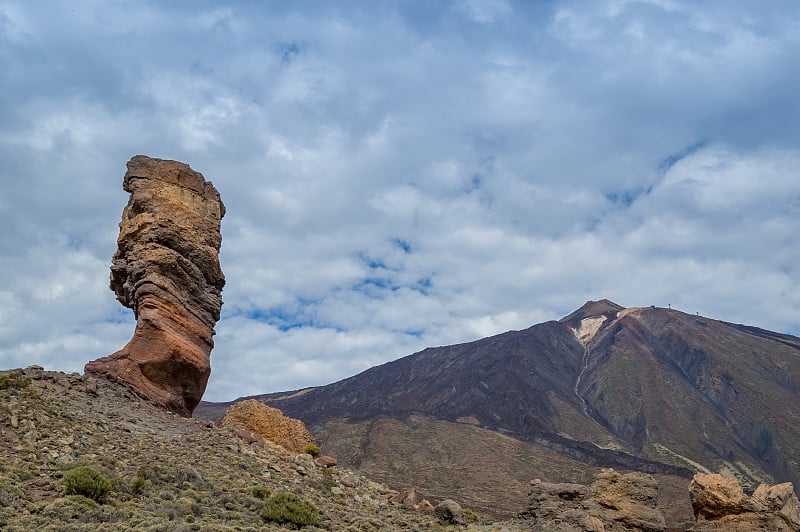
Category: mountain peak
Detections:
[{"x1": 559, "y1": 299, "x2": 625, "y2": 323}]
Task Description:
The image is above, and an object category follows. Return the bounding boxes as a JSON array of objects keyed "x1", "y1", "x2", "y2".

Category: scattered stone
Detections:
[
  {"x1": 231, "y1": 426, "x2": 265, "y2": 447},
  {"x1": 341, "y1": 474, "x2": 357, "y2": 488},
  {"x1": 85, "y1": 155, "x2": 225, "y2": 417}
]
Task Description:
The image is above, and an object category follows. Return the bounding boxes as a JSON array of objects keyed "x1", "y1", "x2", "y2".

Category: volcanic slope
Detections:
[{"x1": 198, "y1": 300, "x2": 800, "y2": 525}]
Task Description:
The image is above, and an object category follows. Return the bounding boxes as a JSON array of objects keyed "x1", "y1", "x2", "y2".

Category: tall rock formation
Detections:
[{"x1": 86, "y1": 155, "x2": 225, "y2": 417}]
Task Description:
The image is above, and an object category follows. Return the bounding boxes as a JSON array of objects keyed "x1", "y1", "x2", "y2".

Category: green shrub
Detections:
[
  {"x1": 261, "y1": 492, "x2": 320, "y2": 528},
  {"x1": 303, "y1": 444, "x2": 321, "y2": 458},
  {"x1": 251, "y1": 486, "x2": 271, "y2": 500},
  {"x1": 0, "y1": 370, "x2": 31, "y2": 390},
  {"x1": 130, "y1": 475, "x2": 147, "y2": 494},
  {"x1": 63, "y1": 466, "x2": 111, "y2": 502},
  {"x1": 64, "y1": 494, "x2": 99, "y2": 509},
  {"x1": 463, "y1": 507, "x2": 481, "y2": 524}
]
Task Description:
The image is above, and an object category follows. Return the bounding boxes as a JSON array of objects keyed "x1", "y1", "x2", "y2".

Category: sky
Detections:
[{"x1": 1, "y1": 0, "x2": 799, "y2": 402}]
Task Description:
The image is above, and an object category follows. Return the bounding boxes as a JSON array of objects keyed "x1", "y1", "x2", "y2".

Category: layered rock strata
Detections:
[
  {"x1": 86, "y1": 155, "x2": 225, "y2": 417},
  {"x1": 222, "y1": 399, "x2": 315, "y2": 453}
]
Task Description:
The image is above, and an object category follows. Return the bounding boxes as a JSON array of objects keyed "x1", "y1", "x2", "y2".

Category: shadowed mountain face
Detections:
[{"x1": 197, "y1": 300, "x2": 800, "y2": 522}]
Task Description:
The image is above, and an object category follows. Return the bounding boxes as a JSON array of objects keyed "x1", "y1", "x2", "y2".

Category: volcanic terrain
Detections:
[{"x1": 198, "y1": 300, "x2": 800, "y2": 527}]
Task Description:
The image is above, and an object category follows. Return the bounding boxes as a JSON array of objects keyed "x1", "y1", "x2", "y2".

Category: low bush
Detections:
[
  {"x1": 250, "y1": 486, "x2": 271, "y2": 500},
  {"x1": 63, "y1": 466, "x2": 111, "y2": 502},
  {"x1": 261, "y1": 492, "x2": 320, "y2": 528},
  {"x1": 130, "y1": 475, "x2": 147, "y2": 494},
  {"x1": 303, "y1": 444, "x2": 321, "y2": 458},
  {"x1": 321, "y1": 467, "x2": 335, "y2": 491},
  {"x1": 0, "y1": 370, "x2": 31, "y2": 390}
]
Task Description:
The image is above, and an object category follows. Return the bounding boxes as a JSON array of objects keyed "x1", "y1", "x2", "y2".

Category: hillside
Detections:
[
  {"x1": 0, "y1": 366, "x2": 455, "y2": 531},
  {"x1": 197, "y1": 300, "x2": 800, "y2": 528}
]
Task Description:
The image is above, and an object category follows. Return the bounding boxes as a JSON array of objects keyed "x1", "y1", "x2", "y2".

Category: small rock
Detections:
[
  {"x1": 24, "y1": 365, "x2": 44, "y2": 380},
  {"x1": 84, "y1": 377, "x2": 98, "y2": 395},
  {"x1": 315, "y1": 455, "x2": 337, "y2": 468},
  {"x1": 341, "y1": 474, "x2": 357, "y2": 488},
  {"x1": 419, "y1": 499, "x2": 435, "y2": 514},
  {"x1": 579, "y1": 515, "x2": 606, "y2": 531},
  {"x1": 10, "y1": 414, "x2": 19, "y2": 428}
]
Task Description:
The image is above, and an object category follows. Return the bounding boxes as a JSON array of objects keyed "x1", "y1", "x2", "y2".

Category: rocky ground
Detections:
[
  {"x1": 4, "y1": 366, "x2": 798, "y2": 531},
  {"x1": 0, "y1": 366, "x2": 474, "y2": 531}
]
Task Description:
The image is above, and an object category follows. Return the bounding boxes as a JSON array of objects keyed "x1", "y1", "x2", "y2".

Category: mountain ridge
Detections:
[{"x1": 196, "y1": 300, "x2": 800, "y2": 524}]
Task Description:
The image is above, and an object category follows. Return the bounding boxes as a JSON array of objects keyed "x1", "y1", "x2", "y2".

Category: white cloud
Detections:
[
  {"x1": 455, "y1": 0, "x2": 511, "y2": 24},
  {"x1": 1, "y1": 1, "x2": 799, "y2": 401}
]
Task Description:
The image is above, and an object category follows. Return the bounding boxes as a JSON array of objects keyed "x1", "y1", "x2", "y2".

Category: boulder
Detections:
[
  {"x1": 85, "y1": 156, "x2": 225, "y2": 417},
  {"x1": 689, "y1": 473, "x2": 752, "y2": 519},
  {"x1": 689, "y1": 473, "x2": 800, "y2": 531},
  {"x1": 314, "y1": 455, "x2": 337, "y2": 468},
  {"x1": 520, "y1": 470, "x2": 666, "y2": 531},
  {"x1": 221, "y1": 399, "x2": 314, "y2": 453},
  {"x1": 594, "y1": 469, "x2": 666, "y2": 531}
]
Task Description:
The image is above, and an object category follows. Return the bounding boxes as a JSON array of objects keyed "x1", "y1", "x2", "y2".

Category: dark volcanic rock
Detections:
[{"x1": 86, "y1": 156, "x2": 225, "y2": 417}]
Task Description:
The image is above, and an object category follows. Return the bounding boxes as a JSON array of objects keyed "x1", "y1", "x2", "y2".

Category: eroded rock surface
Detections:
[
  {"x1": 221, "y1": 399, "x2": 315, "y2": 453},
  {"x1": 85, "y1": 155, "x2": 225, "y2": 417},
  {"x1": 689, "y1": 473, "x2": 800, "y2": 531},
  {"x1": 520, "y1": 469, "x2": 666, "y2": 531}
]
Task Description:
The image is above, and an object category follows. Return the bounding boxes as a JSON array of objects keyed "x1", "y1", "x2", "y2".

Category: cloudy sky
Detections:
[{"x1": 1, "y1": 0, "x2": 799, "y2": 401}]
